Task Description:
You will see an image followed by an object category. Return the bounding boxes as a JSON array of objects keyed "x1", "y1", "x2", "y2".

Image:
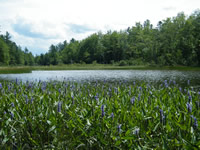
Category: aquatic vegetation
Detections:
[{"x1": 0, "y1": 80, "x2": 199, "y2": 149}]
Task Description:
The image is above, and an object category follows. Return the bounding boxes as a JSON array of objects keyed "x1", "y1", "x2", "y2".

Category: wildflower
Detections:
[
  {"x1": 188, "y1": 80, "x2": 190, "y2": 85},
  {"x1": 101, "y1": 104, "x2": 105, "y2": 117},
  {"x1": 173, "y1": 81, "x2": 176, "y2": 85},
  {"x1": 28, "y1": 83, "x2": 32, "y2": 89},
  {"x1": 186, "y1": 102, "x2": 192, "y2": 113},
  {"x1": 0, "y1": 83, "x2": 2, "y2": 89},
  {"x1": 114, "y1": 87, "x2": 118, "y2": 94},
  {"x1": 110, "y1": 112, "x2": 114, "y2": 120},
  {"x1": 164, "y1": 80, "x2": 168, "y2": 88},
  {"x1": 138, "y1": 93, "x2": 141, "y2": 101},
  {"x1": 11, "y1": 102, "x2": 14, "y2": 107},
  {"x1": 131, "y1": 96, "x2": 135, "y2": 105},
  {"x1": 57, "y1": 101, "x2": 62, "y2": 113},
  {"x1": 160, "y1": 109, "x2": 165, "y2": 124},
  {"x1": 31, "y1": 97, "x2": 34, "y2": 103},
  {"x1": 187, "y1": 91, "x2": 190, "y2": 96},
  {"x1": 139, "y1": 87, "x2": 142, "y2": 91},
  {"x1": 188, "y1": 96, "x2": 192, "y2": 103},
  {"x1": 14, "y1": 90, "x2": 16, "y2": 97},
  {"x1": 134, "y1": 128, "x2": 140, "y2": 136},
  {"x1": 94, "y1": 95, "x2": 99, "y2": 102},
  {"x1": 58, "y1": 88, "x2": 61, "y2": 94},
  {"x1": 117, "y1": 124, "x2": 122, "y2": 133},
  {"x1": 179, "y1": 87, "x2": 182, "y2": 92},
  {"x1": 193, "y1": 117, "x2": 198, "y2": 129},
  {"x1": 10, "y1": 112, "x2": 14, "y2": 119}
]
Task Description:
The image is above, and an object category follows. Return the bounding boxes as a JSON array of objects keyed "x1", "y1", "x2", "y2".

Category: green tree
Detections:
[{"x1": 0, "y1": 37, "x2": 10, "y2": 65}]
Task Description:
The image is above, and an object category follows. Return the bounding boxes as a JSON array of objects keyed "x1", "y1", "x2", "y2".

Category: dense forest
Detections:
[{"x1": 0, "y1": 10, "x2": 200, "y2": 66}]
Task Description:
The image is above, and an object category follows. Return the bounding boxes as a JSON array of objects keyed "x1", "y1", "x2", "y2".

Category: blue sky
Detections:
[{"x1": 0, "y1": 0, "x2": 199, "y2": 55}]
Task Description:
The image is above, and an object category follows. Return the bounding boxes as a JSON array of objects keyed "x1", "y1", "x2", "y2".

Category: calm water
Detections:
[{"x1": 0, "y1": 70, "x2": 200, "y2": 87}]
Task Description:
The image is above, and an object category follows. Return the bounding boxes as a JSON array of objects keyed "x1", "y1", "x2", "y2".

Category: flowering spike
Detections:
[
  {"x1": 111, "y1": 112, "x2": 114, "y2": 120},
  {"x1": 117, "y1": 124, "x2": 122, "y2": 133},
  {"x1": 131, "y1": 96, "x2": 135, "y2": 105},
  {"x1": 193, "y1": 117, "x2": 198, "y2": 129},
  {"x1": 57, "y1": 101, "x2": 62, "y2": 113},
  {"x1": 186, "y1": 102, "x2": 192, "y2": 113},
  {"x1": 101, "y1": 105, "x2": 105, "y2": 117}
]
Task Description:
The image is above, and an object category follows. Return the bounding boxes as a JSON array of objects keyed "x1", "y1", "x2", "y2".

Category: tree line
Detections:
[
  {"x1": 1, "y1": 10, "x2": 200, "y2": 66},
  {"x1": 0, "y1": 32, "x2": 34, "y2": 66}
]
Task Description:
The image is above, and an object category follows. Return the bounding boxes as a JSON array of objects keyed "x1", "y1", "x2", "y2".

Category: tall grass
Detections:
[
  {"x1": 0, "y1": 79, "x2": 199, "y2": 149},
  {"x1": 1, "y1": 65, "x2": 200, "y2": 74}
]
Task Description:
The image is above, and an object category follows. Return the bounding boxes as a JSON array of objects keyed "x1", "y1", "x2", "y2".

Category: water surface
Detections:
[{"x1": 0, "y1": 70, "x2": 200, "y2": 87}]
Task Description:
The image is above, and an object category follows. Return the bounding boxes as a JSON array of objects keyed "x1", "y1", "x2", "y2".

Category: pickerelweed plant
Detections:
[{"x1": 0, "y1": 79, "x2": 199, "y2": 149}]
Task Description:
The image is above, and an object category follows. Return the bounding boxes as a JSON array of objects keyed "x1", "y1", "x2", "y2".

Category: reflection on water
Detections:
[{"x1": 0, "y1": 70, "x2": 200, "y2": 87}]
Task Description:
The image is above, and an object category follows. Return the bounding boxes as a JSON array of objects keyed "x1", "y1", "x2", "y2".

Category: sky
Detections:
[{"x1": 0, "y1": 0, "x2": 199, "y2": 55}]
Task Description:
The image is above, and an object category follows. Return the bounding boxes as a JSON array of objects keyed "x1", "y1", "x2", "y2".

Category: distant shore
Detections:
[{"x1": 0, "y1": 64, "x2": 200, "y2": 74}]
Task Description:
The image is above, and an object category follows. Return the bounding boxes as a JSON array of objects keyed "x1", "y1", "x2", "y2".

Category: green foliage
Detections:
[
  {"x1": 0, "y1": 80, "x2": 199, "y2": 149},
  {"x1": 0, "y1": 32, "x2": 35, "y2": 66},
  {"x1": 1, "y1": 10, "x2": 200, "y2": 67},
  {"x1": 34, "y1": 10, "x2": 199, "y2": 67},
  {"x1": 0, "y1": 38, "x2": 9, "y2": 65}
]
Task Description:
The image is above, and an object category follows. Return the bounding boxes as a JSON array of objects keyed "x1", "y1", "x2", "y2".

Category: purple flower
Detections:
[
  {"x1": 114, "y1": 87, "x2": 118, "y2": 94},
  {"x1": 11, "y1": 102, "x2": 14, "y2": 107},
  {"x1": 10, "y1": 112, "x2": 14, "y2": 119},
  {"x1": 57, "y1": 101, "x2": 62, "y2": 113},
  {"x1": 101, "y1": 105, "x2": 105, "y2": 117},
  {"x1": 164, "y1": 80, "x2": 168, "y2": 88},
  {"x1": 110, "y1": 112, "x2": 114, "y2": 120},
  {"x1": 131, "y1": 96, "x2": 135, "y2": 105},
  {"x1": 58, "y1": 88, "x2": 61, "y2": 94},
  {"x1": 139, "y1": 87, "x2": 142, "y2": 91},
  {"x1": 188, "y1": 80, "x2": 190, "y2": 85},
  {"x1": 0, "y1": 83, "x2": 2, "y2": 89},
  {"x1": 94, "y1": 95, "x2": 99, "y2": 102},
  {"x1": 31, "y1": 97, "x2": 34, "y2": 103},
  {"x1": 179, "y1": 87, "x2": 182, "y2": 92},
  {"x1": 14, "y1": 90, "x2": 16, "y2": 97},
  {"x1": 117, "y1": 124, "x2": 122, "y2": 133},
  {"x1": 134, "y1": 128, "x2": 140, "y2": 136},
  {"x1": 138, "y1": 93, "x2": 141, "y2": 101},
  {"x1": 160, "y1": 109, "x2": 165, "y2": 124},
  {"x1": 189, "y1": 96, "x2": 192, "y2": 103},
  {"x1": 173, "y1": 81, "x2": 176, "y2": 85},
  {"x1": 193, "y1": 117, "x2": 198, "y2": 129},
  {"x1": 186, "y1": 102, "x2": 192, "y2": 113}
]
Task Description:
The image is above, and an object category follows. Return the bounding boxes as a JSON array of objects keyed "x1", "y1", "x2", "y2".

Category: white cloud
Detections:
[{"x1": 0, "y1": 0, "x2": 200, "y2": 54}]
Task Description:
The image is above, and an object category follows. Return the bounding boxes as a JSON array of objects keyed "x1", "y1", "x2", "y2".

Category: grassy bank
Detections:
[
  {"x1": 0, "y1": 64, "x2": 200, "y2": 74},
  {"x1": 0, "y1": 66, "x2": 32, "y2": 74}
]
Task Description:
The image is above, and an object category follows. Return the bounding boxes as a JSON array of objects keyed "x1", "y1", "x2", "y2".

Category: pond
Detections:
[{"x1": 0, "y1": 70, "x2": 200, "y2": 88}]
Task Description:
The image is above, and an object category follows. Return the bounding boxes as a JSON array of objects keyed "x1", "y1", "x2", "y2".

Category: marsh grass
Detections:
[
  {"x1": 0, "y1": 66, "x2": 32, "y2": 74},
  {"x1": 1, "y1": 65, "x2": 200, "y2": 74},
  {"x1": 0, "y1": 79, "x2": 199, "y2": 149}
]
